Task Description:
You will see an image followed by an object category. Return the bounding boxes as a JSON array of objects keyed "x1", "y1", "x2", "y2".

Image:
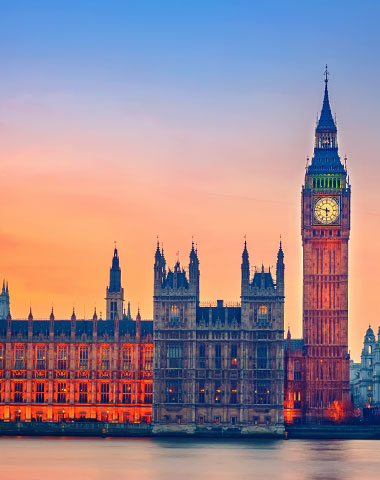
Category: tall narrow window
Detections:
[
  {"x1": 122, "y1": 383, "x2": 132, "y2": 404},
  {"x1": 100, "y1": 383, "x2": 110, "y2": 403},
  {"x1": 294, "y1": 360, "x2": 301, "y2": 381},
  {"x1": 258, "y1": 305, "x2": 268, "y2": 326},
  {"x1": 110, "y1": 301, "x2": 117, "y2": 321},
  {"x1": 15, "y1": 346, "x2": 25, "y2": 370},
  {"x1": 214, "y1": 382, "x2": 222, "y2": 403},
  {"x1": 57, "y1": 382, "x2": 66, "y2": 403},
  {"x1": 0, "y1": 345, "x2": 3, "y2": 369},
  {"x1": 79, "y1": 382, "x2": 88, "y2": 403},
  {"x1": 169, "y1": 305, "x2": 180, "y2": 327},
  {"x1": 256, "y1": 344, "x2": 269, "y2": 369},
  {"x1": 36, "y1": 382, "x2": 45, "y2": 403},
  {"x1": 122, "y1": 347, "x2": 132, "y2": 370},
  {"x1": 57, "y1": 346, "x2": 68, "y2": 370},
  {"x1": 144, "y1": 347, "x2": 153, "y2": 371},
  {"x1": 198, "y1": 382, "x2": 205, "y2": 403},
  {"x1": 215, "y1": 344, "x2": 221, "y2": 369},
  {"x1": 199, "y1": 343, "x2": 206, "y2": 369},
  {"x1": 36, "y1": 346, "x2": 46, "y2": 370},
  {"x1": 144, "y1": 383, "x2": 153, "y2": 404},
  {"x1": 14, "y1": 381, "x2": 23, "y2": 402},
  {"x1": 101, "y1": 347, "x2": 110, "y2": 371},
  {"x1": 79, "y1": 345, "x2": 89, "y2": 370},
  {"x1": 230, "y1": 344, "x2": 238, "y2": 368},
  {"x1": 230, "y1": 381, "x2": 238, "y2": 404}
]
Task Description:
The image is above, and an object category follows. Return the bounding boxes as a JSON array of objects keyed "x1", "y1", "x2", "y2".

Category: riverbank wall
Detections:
[{"x1": 2, "y1": 422, "x2": 380, "y2": 439}]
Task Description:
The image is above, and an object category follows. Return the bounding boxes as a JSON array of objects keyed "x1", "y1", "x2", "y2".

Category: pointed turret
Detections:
[
  {"x1": 105, "y1": 245, "x2": 124, "y2": 320},
  {"x1": 276, "y1": 238, "x2": 285, "y2": 295},
  {"x1": 241, "y1": 240, "x2": 250, "y2": 294},
  {"x1": 0, "y1": 279, "x2": 10, "y2": 319},
  {"x1": 28, "y1": 306, "x2": 33, "y2": 338},
  {"x1": 136, "y1": 307, "x2": 141, "y2": 338},
  {"x1": 307, "y1": 66, "x2": 345, "y2": 177},
  {"x1": 92, "y1": 307, "x2": 98, "y2": 340},
  {"x1": 154, "y1": 240, "x2": 167, "y2": 295},
  {"x1": 189, "y1": 241, "x2": 200, "y2": 303},
  {"x1": 6, "y1": 310, "x2": 11, "y2": 338},
  {"x1": 49, "y1": 306, "x2": 55, "y2": 338},
  {"x1": 316, "y1": 67, "x2": 337, "y2": 134},
  {"x1": 109, "y1": 247, "x2": 121, "y2": 293},
  {"x1": 71, "y1": 308, "x2": 76, "y2": 339}
]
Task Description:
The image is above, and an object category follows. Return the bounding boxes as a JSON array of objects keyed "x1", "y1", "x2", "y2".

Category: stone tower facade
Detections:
[
  {"x1": 105, "y1": 247, "x2": 124, "y2": 320},
  {"x1": 152, "y1": 242, "x2": 199, "y2": 433},
  {"x1": 0, "y1": 281, "x2": 10, "y2": 319},
  {"x1": 240, "y1": 242, "x2": 285, "y2": 430},
  {"x1": 301, "y1": 70, "x2": 351, "y2": 419},
  {"x1": 153, "y1": 241, "x2": 284, "y2": 436}
]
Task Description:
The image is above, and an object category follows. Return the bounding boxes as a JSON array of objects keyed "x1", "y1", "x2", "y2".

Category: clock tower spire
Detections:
[{"x1": 301, "y1": 68, "x2": 351, "y2": 420}]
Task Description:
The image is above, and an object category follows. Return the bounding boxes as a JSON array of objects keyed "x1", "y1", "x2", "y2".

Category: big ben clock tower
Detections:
[{"x1": 302, "y1": 67, "x2": 351, "y2": 419}]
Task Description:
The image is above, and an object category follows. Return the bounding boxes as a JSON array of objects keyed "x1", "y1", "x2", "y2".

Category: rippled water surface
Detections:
[{"x1": 1, "y1": 436, "x2": 379, "y2": 480}]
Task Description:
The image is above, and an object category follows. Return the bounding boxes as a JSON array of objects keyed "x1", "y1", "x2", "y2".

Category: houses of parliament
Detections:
[{"x1": 0, "y1": 72, "x2": 351, "y2": 435}]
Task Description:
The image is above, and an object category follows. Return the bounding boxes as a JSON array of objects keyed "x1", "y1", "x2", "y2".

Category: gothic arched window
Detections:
[{"x1": 169, "y1": 304, "x2": 180, "y2": 327}]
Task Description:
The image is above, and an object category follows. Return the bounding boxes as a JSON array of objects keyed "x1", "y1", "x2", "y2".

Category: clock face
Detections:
[{"x1": 314, "y1": 197, "x2": 340, "y2": 225}]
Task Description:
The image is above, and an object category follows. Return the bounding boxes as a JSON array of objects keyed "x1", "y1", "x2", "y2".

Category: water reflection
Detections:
[{"x1": 0, "y1": 437, "x2": 379, "y2": 480}]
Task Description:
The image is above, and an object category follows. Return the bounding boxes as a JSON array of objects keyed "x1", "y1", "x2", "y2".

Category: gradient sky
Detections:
[{"x1": 1, "y1": 1, "x2": 380, "y2": 360}]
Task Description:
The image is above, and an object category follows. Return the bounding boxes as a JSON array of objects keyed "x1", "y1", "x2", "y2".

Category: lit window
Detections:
[
  {"x1": 36, "y1": 346, "x2": 46, "y2": 370},
  {"x1": 122, "y1": 347, "x2": 132, "y2": 370},
  {"x1": 15, "y1": 346, "x2": 25, "y2": 370},
  {"x1": 57, "y1": 346, "x2": 68, "y2": 370},
  {"x1": 79, "y1": 345, "x2": 89, "y2": 370}
]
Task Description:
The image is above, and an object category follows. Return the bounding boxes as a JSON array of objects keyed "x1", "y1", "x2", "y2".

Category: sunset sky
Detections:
[{"x1": 1, "y1": 1, "x2": 380, "y2": 360}]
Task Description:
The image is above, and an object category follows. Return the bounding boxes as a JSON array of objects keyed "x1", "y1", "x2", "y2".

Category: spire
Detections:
[
  {"x1": 2, "y1": 279, "x2": 5, "y2": 294},
  {"x1": 28, "y1": 307, "x2": 33, "y2": 321},
  {"x1": 127, "y1": 301, "x2": 131, "y2": 319},
  {"x1": 136, "y1": 307, "x2": 141, "y2": 321},
  {"x1": 277, "y1": 236, "x2": 284, "y2": 261},
  {"x1": 71, "y1": 308, "x2": 76, "y2": 321},
  {"x1": 93, "y1": 307, "x2": 98, "y2": 321},
  {"x1": 190, "y1": 239, "x2": 199, "y2": 264},
  {"x1": 109, "y1": 245, "x2": 122, "y2": 293},
  {"x1": 242, "y1": 238, "x2": 249, "y2": 262},
  {"x1": 155, "y1": 239, "x2": 161, "y2": 260},
  {"x1": 50, "y1": 307, "x2": 55, "y2": 322},
  {"x1": 6, "y1": 282, "x2": 9, "y2": 294},
  {"x1": 316, "y1": 65, "x2": 336, "y2": 133}
]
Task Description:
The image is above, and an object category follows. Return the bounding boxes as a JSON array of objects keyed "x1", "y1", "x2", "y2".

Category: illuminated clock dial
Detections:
[{"x1": 314, "y1": 197, "x2": 339, "y2": 225}]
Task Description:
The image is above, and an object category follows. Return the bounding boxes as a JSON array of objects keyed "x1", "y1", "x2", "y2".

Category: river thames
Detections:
[{"x1": 0, "y1": 437, "x2": 379, "y2": 479}]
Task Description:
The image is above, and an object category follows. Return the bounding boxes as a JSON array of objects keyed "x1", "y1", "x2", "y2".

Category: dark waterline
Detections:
[{"x1": 0, "y1": 436, "x2": 379, "y2": 480}]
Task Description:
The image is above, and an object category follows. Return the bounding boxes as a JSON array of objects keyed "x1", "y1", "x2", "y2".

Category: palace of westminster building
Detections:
[{"x1": 0, "y1": 72, "x2": 352, "y2": 435}]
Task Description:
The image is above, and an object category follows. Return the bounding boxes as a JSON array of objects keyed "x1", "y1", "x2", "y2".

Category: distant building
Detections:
[
  {"x1": 350, "y1": 326, "x2": 380, "y2": 409},
  {"x1": 153, "y1": 241, "x2": 285, "y2": 435}
]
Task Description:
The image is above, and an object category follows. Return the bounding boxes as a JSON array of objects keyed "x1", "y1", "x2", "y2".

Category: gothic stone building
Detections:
[
  {"x1": 153, "y1": 241, "x2": 285, "y2": 435},
  {"x1": 285, "y1": 70, "x2": 351, "y2": 422},
  {"x1": 350, "y1": 326, "x2": 380, "y2": 410},
  {"x1": 0, "y1": 249, "x2": 153, "y2": 423}
]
